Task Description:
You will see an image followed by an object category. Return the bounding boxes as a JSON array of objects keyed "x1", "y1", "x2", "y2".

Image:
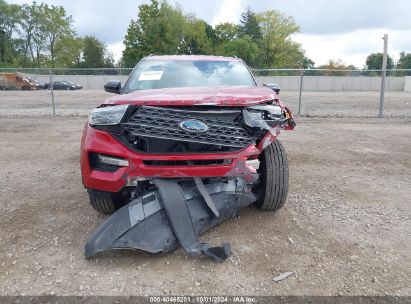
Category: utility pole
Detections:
[
  {"x1": 379, "y1": 34, "x2": 388, "y2": 118},
  {"x1": 49, "y1": 70, "x2": 55, "y2": 116},
  {"x1": 298, "y1": 69, "x2": 304, "y2": 115}
]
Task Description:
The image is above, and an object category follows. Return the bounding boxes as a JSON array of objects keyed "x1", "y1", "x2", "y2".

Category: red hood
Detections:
[{"x1": 104, "y1": 86, "x2": 278, "y2": 106}]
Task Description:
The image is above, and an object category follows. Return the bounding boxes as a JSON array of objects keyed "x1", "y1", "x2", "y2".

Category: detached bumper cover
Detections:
[{"x1": 85, "y1": 177, "x2": 256, "y2": 261}]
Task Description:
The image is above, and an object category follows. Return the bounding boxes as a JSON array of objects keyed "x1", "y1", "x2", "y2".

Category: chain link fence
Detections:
[
  {"x1": 252, "y1": 68, "x2": 411, "y2": 118},
  {"x1": 0, "y1": 67, "x2": 410, "y2": 117}
]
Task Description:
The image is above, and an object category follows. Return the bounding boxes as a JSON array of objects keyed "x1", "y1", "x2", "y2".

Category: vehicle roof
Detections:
[{"x1": 143, "y1": 55, "x2": 241, "y2": 62}]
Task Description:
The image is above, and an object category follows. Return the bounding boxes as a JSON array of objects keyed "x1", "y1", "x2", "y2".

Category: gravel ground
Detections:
[
  {"x1": 0, "y1": 90, "x2": 410, "y2": 117},
  {"x1": 0, "y1": 116, "x2": 410, "y2": 296}
]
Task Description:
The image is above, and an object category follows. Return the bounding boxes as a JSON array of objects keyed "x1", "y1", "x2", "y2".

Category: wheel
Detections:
[
  {"x1": 254, "y1": 140, "x2": 289, "y2": 211},
  {"x1": 87, "y1": 189, "x2": 129, "y2": 215}
]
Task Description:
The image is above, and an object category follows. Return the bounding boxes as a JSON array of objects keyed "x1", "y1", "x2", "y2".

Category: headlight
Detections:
[
  {"x1": 89, "y1": 105, "x2": 129, "y2": 126},
  {"x1": 243, "y1": 104, "x2": 285, "y2": 130},
  {"x1": 247, "y1": 105, "x2": 282, "y2": 119}
]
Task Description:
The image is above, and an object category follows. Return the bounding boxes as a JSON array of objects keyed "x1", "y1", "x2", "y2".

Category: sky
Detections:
[{"x1": 8, "y1": 0, "x2": 411, "y2": 67}]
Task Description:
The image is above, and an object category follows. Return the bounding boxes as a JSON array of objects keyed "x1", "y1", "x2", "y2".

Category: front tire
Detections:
[
  {"x1": 87, "y1": 189, "x2": 128, "y2": 215},
  {"x1": 254, "y1": 140, "x2": 289, "y2": 211}
]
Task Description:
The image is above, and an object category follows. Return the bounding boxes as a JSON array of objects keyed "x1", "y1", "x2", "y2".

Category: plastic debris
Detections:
[{"x1": 272, "y1": 271, "x2": 295, "y2": 282}]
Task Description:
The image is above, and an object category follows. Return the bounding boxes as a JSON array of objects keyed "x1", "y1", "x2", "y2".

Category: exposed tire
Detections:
[
  {"x1": 87, "y1": 189, "x2": 128, "y2": 215},
  {"x1": 254, "y1": 140, "x2": 289, "y2": 211}
]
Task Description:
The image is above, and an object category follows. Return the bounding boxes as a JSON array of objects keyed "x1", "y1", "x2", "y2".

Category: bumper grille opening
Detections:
[
  {"x1": 143, "y1": 159, "x2": 232, "y2": 166},
  {"x1": 121, "y1": 106, "x2": 255, "y2": 153}
]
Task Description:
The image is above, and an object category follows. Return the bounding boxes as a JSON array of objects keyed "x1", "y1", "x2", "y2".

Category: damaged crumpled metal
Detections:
[
  {"x1": 85, "y1": 178, "x2": 256, "y2": 262},
  {"x1": 242, "y1": 105, "x2": 286, "y2": 131}
]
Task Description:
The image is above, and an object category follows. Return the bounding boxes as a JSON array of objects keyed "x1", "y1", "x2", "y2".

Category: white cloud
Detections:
[
  {"x1": 294, "y1": 29, "x2": 411, "y2": 68},
  {"x1": 7, "y1": 0, "x2": 411, "y2": 67},
  {"x1": 211, "y1": 0, "x2": 245, "y2": 26},
  {"x1": 107, "y1": 42, "x2": 125, "y2": 63}
]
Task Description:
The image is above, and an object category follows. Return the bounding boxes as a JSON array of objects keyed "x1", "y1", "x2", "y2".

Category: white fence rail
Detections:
[
  {"x1": 26, "y1": 75, "x2": 409, "y2": 91},
  {"x1": 255, "y1": 76, "x2": 405, "y2": 91}
]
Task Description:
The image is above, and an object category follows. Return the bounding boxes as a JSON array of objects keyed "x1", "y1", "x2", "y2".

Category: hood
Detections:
[{"x1": 104, "y1": 86, "x2": 278, "y2": 107}]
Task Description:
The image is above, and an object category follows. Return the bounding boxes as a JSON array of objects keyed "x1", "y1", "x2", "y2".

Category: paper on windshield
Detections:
[{"x1": 138, "y1": 71, "x2": 164, "y2": 81}]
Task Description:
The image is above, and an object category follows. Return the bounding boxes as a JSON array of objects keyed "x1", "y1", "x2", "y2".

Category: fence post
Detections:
[
  {"x1": 49, "y1": 70, "x2": 55, "y2": 116},
  {"x1": 379, "y1": 34, "x2": 388, "y2": 118},
  {"x1": 298, "y1": 69, "x2": 304, "y2": 115}
]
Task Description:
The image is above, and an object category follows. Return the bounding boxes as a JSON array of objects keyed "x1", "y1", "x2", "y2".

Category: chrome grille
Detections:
[{"x1": 122, "y1": 106, "x2": 253, "y2": 148}]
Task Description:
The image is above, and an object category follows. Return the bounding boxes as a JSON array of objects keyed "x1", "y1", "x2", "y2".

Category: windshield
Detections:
[{"x1": 123, "y1": 59, "x2": 256, "y2": 93}]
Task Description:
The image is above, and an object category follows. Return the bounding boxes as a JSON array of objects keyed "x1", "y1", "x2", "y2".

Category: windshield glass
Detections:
[{"x1": 123, "y1": 59, "x2": 256, "y2": 93}]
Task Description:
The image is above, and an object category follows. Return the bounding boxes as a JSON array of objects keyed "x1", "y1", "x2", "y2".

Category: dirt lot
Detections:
[
  {"x1": 0, "y1": 90, "x2": 410, "y2": 118},
  {"x1": 0, "y1": 116, "x2": 410, "y2": 296}
]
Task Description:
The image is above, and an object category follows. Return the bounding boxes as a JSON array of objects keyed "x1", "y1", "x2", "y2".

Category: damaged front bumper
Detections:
[
  {"x1": 85, "y1": 177, "x2": 256, "y2": 262},
  {"x1": 81, "y1": 103, "x2": 295, "y2": 193},
  {"x1": 83, "y1": 102, "x2": 295, "y2": 262},
  {"x1": 81, "y1": 125, "x2": 263, "y2": 192}
]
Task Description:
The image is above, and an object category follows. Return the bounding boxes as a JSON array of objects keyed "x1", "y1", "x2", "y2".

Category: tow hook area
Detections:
[{"x1": 85, "y1": 177, "x2": 256, "y2": 262}]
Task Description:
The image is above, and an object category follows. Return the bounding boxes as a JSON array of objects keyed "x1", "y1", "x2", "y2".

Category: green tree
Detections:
[
  {"x1": 1, "y1": 1, "x2": 77, "y2": 68},
  {"x1": 30, "y1": 3, "x2": 48, "y2": 67},
  {"x1": 302, "y1": 57, "x2": 315, "y2": 69},
  {"x1": 214, "y1": 22, "x2": 239, "y2": 44},
  {"x1": 179, "y1": 17, "x2": 212, "y2": 55},
  {"x1": 317, "y1": 59, "x2": 358, "y2": 75},
  {"x1": 215, "y1": 35, "x2": 259, "y2": 66},
  {"x1": 397, "y1": 52, "x2": 411, "y2": 69},
  {"x1": 397, "y1": 52, "x2": 411, "y2": 75},
  {"x1": 18, "y1": 2, "x2": 38, "y2": 66},
  {"x1": 238, "y1": 7, "x2": 261, "y2": 43},
  {"x1": 81, "y1": 36, "x2": 106, "y2": 67},
  {"x1": 257, "y1": 10, "x2": 305, "y2": 68},
  {"x1": 42, "y1": 4, "x2": 75, "y2": 67},
  {"x1": 0, "y1": 0, "x2": 21, "y2": 66},
  {"x1": 17, "y1": 2, "x2": 60, "y2": 67},
  {"x1": 365, "y1": 53, "x2": 394, "y2": 70},
  {"x1": 122, "y1": 0, "x2": 315, "y2": 68},
  {"x1": 123, "y1": 0, "x2": 217, "y2": 66},
  {"x1": 122, "y1": 0, "x2": 186, "y2": 67},
  {"x1": 122, "y1": 20, "x2": 141, "y2": 67},
  {"x1": 104, "y1": 51, "x2": 115, "y2": 68},
  {"x1": 54, "y1": 36, "x2": 82, "y2": 67},
  {"x1": 1, "y1": 1, "x2": 113, "y2": 68},
  {"x1": 78, "y1": 36, "x2": 114, "y2": 68},
  {"x1": 205, "y1": 23, "x2": 219, "y2": 48}
]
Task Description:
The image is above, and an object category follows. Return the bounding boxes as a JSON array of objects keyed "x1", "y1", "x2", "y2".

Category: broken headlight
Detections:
[
  {"x1": 243, "y1": 104, "x2": 285, "y2": 130},
  {"x1": 89, "y1": 105, "x2": 129, "y2": 126}
]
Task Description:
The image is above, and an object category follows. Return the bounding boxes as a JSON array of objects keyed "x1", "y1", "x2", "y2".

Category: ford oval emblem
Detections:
[{"x1": 179, "y1": 120, "x2": 208, "y2": 133}]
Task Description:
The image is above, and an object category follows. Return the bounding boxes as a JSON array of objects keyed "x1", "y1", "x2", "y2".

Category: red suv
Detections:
[{"x1": 80, "y1": 55, "x2": 295, "y2": 216}]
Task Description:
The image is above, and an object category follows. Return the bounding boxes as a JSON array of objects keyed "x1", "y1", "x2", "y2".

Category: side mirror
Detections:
[
  {"x1": 104, "y1": 80, "x2": 121, "y2": 94},
  {"x1": 263, "y1": 83, "x2": 280, "y2": 94}
]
